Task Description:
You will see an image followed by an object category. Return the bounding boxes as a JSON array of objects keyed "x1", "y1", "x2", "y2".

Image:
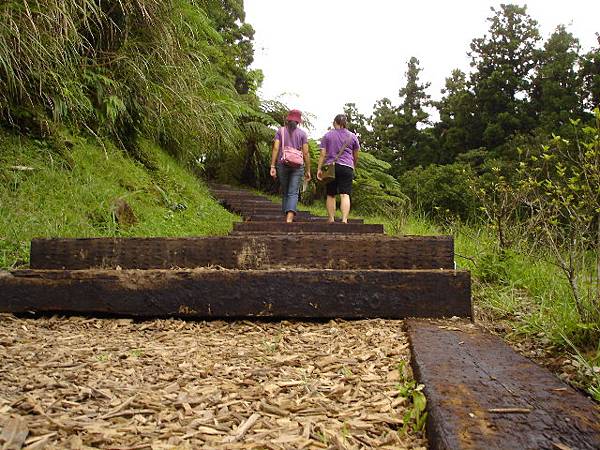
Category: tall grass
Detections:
[{"x1": 0, "y1": 0, "x2": 246, "y2": 161}]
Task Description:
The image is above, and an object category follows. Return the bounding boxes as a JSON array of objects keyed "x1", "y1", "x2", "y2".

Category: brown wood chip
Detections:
[{"x1": 0, "y1": 315, "x2": 426, "y2": 448}]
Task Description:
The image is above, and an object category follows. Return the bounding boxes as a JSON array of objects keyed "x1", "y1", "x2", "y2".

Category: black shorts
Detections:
[{"x1": 326, "y1": 164, "x2": 354, "y2": 196}]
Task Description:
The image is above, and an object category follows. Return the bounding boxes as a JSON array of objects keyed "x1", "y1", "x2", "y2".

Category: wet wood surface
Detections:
[{"x1": 406, "y1": 319, "x2": 600, "y2": 450}]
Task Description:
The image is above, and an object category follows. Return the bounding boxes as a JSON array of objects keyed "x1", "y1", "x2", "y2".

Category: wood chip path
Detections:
[{"x1": 0, "y1": 314, "x2": 426, "y2": 449}]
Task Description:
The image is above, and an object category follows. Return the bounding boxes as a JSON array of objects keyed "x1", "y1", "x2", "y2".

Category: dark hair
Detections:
[{"x1": 334, "y1": 114, "x2": 347, "y2": 128}]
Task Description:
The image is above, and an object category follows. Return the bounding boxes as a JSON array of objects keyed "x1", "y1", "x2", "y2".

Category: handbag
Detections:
[
  {"x1": 320, "y1": 136, "x2": 351, "y2": 183},
  {"x1": 280, "y1": 127, "x2": 304, "y2": 168}
]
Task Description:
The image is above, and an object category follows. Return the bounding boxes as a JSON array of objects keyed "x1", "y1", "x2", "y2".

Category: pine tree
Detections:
[
  {"x1": 530, "y1": 26, "x2": 583, "y2": 132},
  {"x1": 468, "y1": 4, "x2": 541, "y2": 151},
  {"x1": 396, "y1": 57, "x2": 435, "y2": 171},
  {"x1": 579, "y1": 34, "x2": 600, "y2": 112}
]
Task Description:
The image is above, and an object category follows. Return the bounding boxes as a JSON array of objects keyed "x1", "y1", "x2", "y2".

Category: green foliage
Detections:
[
  {"x1": 530, "y1": 26, "x2": 584, "y2": 132},
  {"x1": 0, "y1": 130, "x2": 236, "y2": 269},
  {"x1": 0, "y1": 0, "x2": 259, "y2": 164},
  {"x1": 399, "y1": 163, "x2": 479, "y2": 221},
  {"x1": 514, "y1": 111, "x2": 600, "y2": 322},
  {"x1": 579, "y1": 36, "x2": 600, "y2": 111},
  {"x1": 396, "y1": 361, "x2": 427, "y2": 435}
]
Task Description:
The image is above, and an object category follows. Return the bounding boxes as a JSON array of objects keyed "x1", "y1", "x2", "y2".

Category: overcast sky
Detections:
[{"x1": 244, "y1": 0, "x2": 599, "y2": 137}]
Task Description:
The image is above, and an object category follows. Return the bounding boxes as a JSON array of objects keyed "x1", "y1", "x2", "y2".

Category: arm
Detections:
[
  {"x1": 302, "y1": 143, "x2": 311, "y2": 181},
  {"x1": 316, "y1": 148, "x2": 326, "y2": 181},
  {"x1": 353, "y1": 136, "x2": 360, "y2": 167},
  {"x1": 270, "y1": 139, "x2": 280, "y2": 178}
]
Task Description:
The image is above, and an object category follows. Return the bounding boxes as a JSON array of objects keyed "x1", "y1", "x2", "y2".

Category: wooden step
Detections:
[
  {"x1": 406, "y1": 319, "x2": 600, "y2": 450},
  {"x1": 0, "y1": 269, "x2": 471, "y2": 319},
  {"x1": 213, "y1": 192, "x2": 266, "y2": 200},
  {"x1": 232, "y1": 222, "x2": 385, "y2": 234},
  {"x1": 228, "y1": 206, "x2": 313, "y2": 215},
  {"x1": 245, "y1": 215, "x2": 364, "y2": 223},
  {"x1": 30, "y1": 236, "x2": 453, "y2": 270},
  {"x1": 221, "y1": 199, "x2": 279, "y2": 206}
]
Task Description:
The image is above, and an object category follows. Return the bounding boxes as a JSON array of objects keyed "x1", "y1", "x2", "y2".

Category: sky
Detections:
[{"x1": 244, "y1": 0, "x2": 600, "y2": 137}]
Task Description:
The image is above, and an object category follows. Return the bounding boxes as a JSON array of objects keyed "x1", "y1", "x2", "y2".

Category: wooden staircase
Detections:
[{"x1": 0, "y1": 184, "x2": 472, "y2": 319}]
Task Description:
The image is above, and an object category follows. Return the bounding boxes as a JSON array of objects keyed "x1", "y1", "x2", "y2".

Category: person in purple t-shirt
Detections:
[
  {"x1": 317, "y1": 114, "x2": 360, "y2": 223},
  {"x1": 270, "y1": 109, "x2": 312, "y2": 222}
]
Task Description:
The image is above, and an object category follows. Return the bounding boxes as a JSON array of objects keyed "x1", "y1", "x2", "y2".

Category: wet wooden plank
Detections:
[
  {"x1": 30, "y1": 236, "x2": 453, "y2": 270},
  {"x1": 406, "y1": 319, "x2": 600, "y2": 450},
  {"x1": 0, "y1": 269, "x2": 471, "y2": 319}
]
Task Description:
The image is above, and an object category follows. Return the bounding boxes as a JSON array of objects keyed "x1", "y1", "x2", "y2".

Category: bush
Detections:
[{"x1": 399, "y1": 163, "x2": 479, "y2": 220}]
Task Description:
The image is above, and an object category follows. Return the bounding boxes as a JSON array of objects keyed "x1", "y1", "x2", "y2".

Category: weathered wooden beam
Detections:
[
  {"x1": 244, "y1": 215, "x2": 364, "y2": 223},
  {"x1": 0, "y1": 269, "x2": 471, "y2": 319},
  {"x1": 406, "y1": 319, "x2": 600, "y2": 450},
  {"x1": 228, "y1": 206, "x2": 312, "y2": 216},
  {"x1": 30, "y1": 235, "x2": 453, "y2": 270},
  {"x1": 218, "y1": 198, "x2": 277, "y2": 205},
  {"x1": 232, "y1": 222, "x2": 385, "y2": 234}
]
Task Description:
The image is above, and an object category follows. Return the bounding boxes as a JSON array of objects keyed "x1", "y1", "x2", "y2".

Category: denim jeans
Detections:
[{"x1": 277, "y1": 163, "x2": 304, "y2": 214}]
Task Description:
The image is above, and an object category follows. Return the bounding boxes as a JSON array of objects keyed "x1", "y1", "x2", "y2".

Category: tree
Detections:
[
  {"x1": 579, "y1": 34, "x2": 600, "y2": 112},
  {"x1": 368, "y1": 98, "x2": 402, "y2": 165},
  {"x1": 343, "y1": 102, "x2": 370, "y2": 143},
  {"x1": 468, "y1": 4, "x2": 541, "y2": 151},
  {"x1": 531, "y1": 26, "x2": 584, "y2": 132},
  {"x1": 396, "y1": 57, "x2": 435, "y2": 170},
  {"x1": 199, "y1": 0, "x2": 256, "y2": 94},
  {"x1": 434, "y1": 69, "x2": 478, "y2": 163}
]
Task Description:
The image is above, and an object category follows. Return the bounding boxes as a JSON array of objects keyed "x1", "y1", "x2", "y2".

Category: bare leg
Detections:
[
  {"x1": 340, "y1": 194, "x2": 351, "y2": 223},
  {"x1": 286, "y1": 211, "x2": 294, "y2": 223},
  {"x1": 326, "y1": 195, "x2": 336, "y2": 223}
]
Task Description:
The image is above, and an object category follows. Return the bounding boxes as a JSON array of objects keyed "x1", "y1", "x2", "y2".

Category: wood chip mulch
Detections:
[{"x1": 0, "y1": 315, "x2": 427, "y2": 449}]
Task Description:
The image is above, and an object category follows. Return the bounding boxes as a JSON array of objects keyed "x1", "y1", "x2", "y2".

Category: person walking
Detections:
[
  {"x1": 270, "y1": 109, "x2": 311, "y2": 222},
  {"x1": 316, "y1": 114, "x2": 360, "y2": 223}
]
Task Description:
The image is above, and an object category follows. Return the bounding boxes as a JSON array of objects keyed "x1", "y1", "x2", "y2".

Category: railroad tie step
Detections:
[
  {"x1": 406, "y1": 319, "x2": 600, "y2": 450},
  {"x1": 232, "y1": 222, "x2": 385, "y2": 234},
  {"x1": 229, "y1": 207, "x2": 313, "y2": 216},
  {"x1": 30, "y1": 235, "x2": 454, "y2": 270},
  {"x1": 245, "y1": 215, "x2": 364, "y2": 223},
  {"x1": 0, "y1": 269, "x2": 471, "y2": 319}
]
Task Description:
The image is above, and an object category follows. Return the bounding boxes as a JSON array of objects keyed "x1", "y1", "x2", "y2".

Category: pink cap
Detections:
[{"x1": 286, "y1": 109, "x2": 302, "y2": 123}]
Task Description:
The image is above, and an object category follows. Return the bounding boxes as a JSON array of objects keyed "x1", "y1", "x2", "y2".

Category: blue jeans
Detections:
[{"x1": 277, "y1": 163, "x2": 304, "y2": 214}]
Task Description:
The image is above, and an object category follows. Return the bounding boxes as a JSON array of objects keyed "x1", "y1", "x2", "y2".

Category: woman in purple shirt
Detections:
[
  {"x1": 317, "y1": 114, "x2": 360, "y2": 223},
  {"x1": 270, "y1": 109, "x2": 312, "y2": 222}
]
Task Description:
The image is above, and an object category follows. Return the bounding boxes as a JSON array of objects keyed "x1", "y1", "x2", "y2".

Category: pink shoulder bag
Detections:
[{"x1": 280, "y1": 127, "x2": 304, "y2": 168}]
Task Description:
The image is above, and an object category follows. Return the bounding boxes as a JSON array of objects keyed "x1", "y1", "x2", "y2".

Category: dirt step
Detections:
[
  {"x1": 30, "y1": 236, "x2": 453, "y2": 270},
  {"x1": 0, "y1": 269, "x2": 471, "y2": 319},
  {"x1": 232, "y1": 222, "x2": 384, "y2": 234},
  {"x1": 406, "y1": 319, "x2": 600, "y2": 450}
]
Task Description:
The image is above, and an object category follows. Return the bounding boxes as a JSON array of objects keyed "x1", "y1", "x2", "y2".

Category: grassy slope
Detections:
[{"x1": 0, "y1": 131, "x2": 238, "y2": 269}]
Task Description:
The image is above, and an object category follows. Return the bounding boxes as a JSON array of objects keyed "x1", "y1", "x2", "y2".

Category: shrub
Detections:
[{"x1": 399, "y1": 163, "x2": 479, "y2": 220}]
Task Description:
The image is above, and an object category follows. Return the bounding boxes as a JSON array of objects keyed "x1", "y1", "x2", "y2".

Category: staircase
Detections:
[{"x1": 0, "y1": 184, "x2": 471, "y2": 319}]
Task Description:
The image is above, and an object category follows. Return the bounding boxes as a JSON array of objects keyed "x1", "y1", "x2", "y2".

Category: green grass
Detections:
[
  {"x1": 0, "y1": 130, "x2": 238, "y2": 269},
  {"x1": 379, "y1": 213, "x2": 600, "y2": 399}
]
